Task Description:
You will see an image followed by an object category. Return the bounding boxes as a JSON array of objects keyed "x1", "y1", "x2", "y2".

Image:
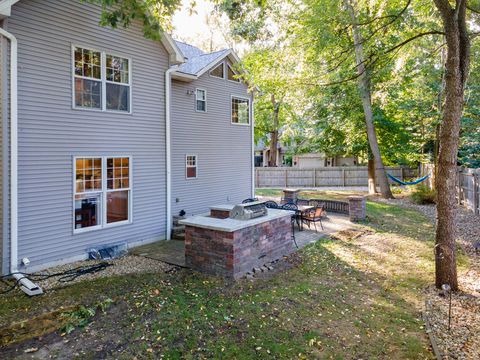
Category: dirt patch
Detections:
[
  {"x1": 330, "y1": 228, "x2": 372, "y2": 241},
  {"x1": 0, "y1": 301, "x2": 131, "y2": 359},
  {"x1": 0, "y1": 306, "x2": 75, "y2": 347}
]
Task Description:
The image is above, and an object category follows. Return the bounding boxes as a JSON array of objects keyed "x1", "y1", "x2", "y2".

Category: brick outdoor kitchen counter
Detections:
[{"x1": 180, "y1": 205, "x2": 295, "y2": 279}]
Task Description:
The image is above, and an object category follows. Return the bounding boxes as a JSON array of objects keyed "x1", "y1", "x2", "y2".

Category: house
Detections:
[
  {"x1": 0, "y1": 0, "x2": 254, "y2": 280},
  {"x1": 292, "y1": 153, "x2": 358, "y2": 168},
  {"x1": 170, "y1": 41, "x2": 253, "y2": 216},
  {"x1": 254, "y1": 139, "x2": 287, "y2": 167}
]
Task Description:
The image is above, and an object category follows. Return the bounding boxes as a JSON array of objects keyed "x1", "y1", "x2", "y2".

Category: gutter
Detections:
[
  {"x1": 165, "y1": 67, "x2": 176, "y2": 240},
  {"x1": 0, "y1": 26, "x2": 42, "y2": 296}
]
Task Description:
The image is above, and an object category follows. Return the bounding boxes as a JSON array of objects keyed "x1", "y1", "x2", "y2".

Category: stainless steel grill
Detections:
[{"x1": 229, "y1": 201, "x2": 268, "y2": 220}]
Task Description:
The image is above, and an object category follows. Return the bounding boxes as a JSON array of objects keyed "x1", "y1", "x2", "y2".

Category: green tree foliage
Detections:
[
  {"x1": 459, "y1": 39, "x2": 480, "y2": 167},
  {"x1": 86, "y1": 0, "x2": 181, "y2": 38}
]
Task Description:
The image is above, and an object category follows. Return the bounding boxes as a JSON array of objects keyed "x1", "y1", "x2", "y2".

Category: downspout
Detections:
[
  {"x1": 0, "y1": 26, "x2": 42, "y2": 295},
  {"x1": 251, "y1": 94, "x2": 255, "y2": 197},
  {"x1": 165, "y1": 67, "x2": 176, "y2": 240}
]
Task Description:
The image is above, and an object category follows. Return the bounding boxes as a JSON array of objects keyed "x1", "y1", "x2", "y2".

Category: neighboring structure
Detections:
[
  {"x1": 0, "y1": 0, "x2": 253, "y2": 276},
  {"x1": 292, "y1": 153, "x2": 358, "y2": 168},
  {"x1": 254, "y1": 139, "x2": 287, "y2": 167}
]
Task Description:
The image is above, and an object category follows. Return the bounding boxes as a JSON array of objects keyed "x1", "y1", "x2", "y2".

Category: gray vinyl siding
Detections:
[
  {"x1": 8, "y1": 0, "x2": 169, "y2": 270},
  {"x1": 171, "y1": 59, "x2": 253, "y2": 216},
  {"x1": 0, "y1": 26, "x2": 4, "y2": 273}
]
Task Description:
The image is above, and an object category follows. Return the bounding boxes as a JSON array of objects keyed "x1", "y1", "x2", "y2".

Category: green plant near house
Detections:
[{"x1": 410, "y1": 185, "x2": 436, "y2": 204}]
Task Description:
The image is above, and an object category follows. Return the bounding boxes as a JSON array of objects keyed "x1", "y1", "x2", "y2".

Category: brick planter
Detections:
[
  {"x1": 184, "y1": 212, "x2": 294, "y2": 279},
  {"x1": 348, "y1": 196, "x2": 366, "y2": 222}
]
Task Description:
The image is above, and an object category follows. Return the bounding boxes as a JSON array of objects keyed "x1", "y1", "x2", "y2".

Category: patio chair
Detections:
[
  {"x1": 242, "y1": 197, "x2": 258, "y2": 204},
  {"x1": 264, "y1": 200, "x2": 279, "y2": 209},
  {"x1": 282, "y1": 202, "x2": 301, "y2": 228},
  {"x1": 308, "y1": 200, "x2": 327, "y2": 218},
  {"x1": 281, "y1": 202, "x2": 300, "y2": 248},
  {"x1": 302, "y1": 207, "x2": 324, "y2": 232}
]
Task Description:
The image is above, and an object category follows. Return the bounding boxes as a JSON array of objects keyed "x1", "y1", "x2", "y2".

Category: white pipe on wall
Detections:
[
  {"x1": 251, "y1": 95, "x2": 255, "y2": 198},
  {"x1": 0, "y1": 25, "x2": 42, "y2": 295},
  {"x1": 0, "y1": 26, "x2": 18, "y2": 274},
  {"x1": 165, "y1": 67, "x2": 176, "y2": 240}
]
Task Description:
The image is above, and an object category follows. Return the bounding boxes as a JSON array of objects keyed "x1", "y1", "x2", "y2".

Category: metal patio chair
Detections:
[{"x1": 302, "y1": 206, "x2": 324, "y2": 232}]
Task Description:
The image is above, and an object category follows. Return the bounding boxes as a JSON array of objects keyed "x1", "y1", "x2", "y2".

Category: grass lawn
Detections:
[{"x1": 0, "y1": 198, "x2": 446, "y2": 359}]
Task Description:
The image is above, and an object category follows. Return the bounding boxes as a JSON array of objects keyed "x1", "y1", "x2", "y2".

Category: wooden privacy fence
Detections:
[
  {"x1": 420, "y1": 164, "x2": 479, "y2": 215},
  {"x1": 457, "y1": 169, "x2": 480, "y2": 215},
  {"x1": 255, "y1": 166, "x2": 418, "y2": 188}
]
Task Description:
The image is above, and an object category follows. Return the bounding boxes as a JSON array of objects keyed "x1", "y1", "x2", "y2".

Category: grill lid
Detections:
[{"x1": 229, "y1": 201, "x2": 268, "y2": 220}]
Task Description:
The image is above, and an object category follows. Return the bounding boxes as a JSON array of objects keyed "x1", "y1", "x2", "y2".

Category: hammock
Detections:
[{"x1": 387, "y1": 173, "x2": 430, "y2": 186}]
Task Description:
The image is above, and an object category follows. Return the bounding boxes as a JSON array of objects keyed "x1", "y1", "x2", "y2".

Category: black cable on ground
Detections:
[{"x1": 0, "y1": 262, "x2": 113, "y2": 295}]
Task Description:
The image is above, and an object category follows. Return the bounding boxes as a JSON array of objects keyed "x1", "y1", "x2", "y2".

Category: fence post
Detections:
[
  {"x1": 285, "y1": 169, "x2": 288, "y2": 187},
  {"x1": 312, "y1": 170, "x2": 315, "y2": 187},
  {"x1": 342, "y1": 169, "x2": 346, "y2": 187},
  {"x1": 473, "y1": 174, "x2": 480, "y2": 215},
  {"x1": 401, "y1": 167, "x2": 404, "y2": 181},
  {"x1": 457, "y1": 171, "x2": 461, "y2": 205}
]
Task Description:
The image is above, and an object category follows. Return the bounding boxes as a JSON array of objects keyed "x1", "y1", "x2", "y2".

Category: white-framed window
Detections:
[
  {"x1": 209, "y1": 63, "x2": 224, "y2": 78},
  {"x1": 73, "y1": 46, "x2": 131, "y2": 113},
  {"x1": 186, "y1": 154, "x2": 198, "y2": 179},
  {"x1": 74, "y1": 156, "x2": 132, "y2": 233},
  {"x1": 195, "y1": 89, "x2": 206, "y2": 112},
  {"x1": 231, "y1": 96, "x2": 250, "y2": 125},
  {"x1": 227, "y1": 64, "x2": 240, "y2": 82}
]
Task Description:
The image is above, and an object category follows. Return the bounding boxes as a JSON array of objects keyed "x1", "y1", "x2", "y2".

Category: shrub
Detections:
[
  {"x1": 410, "y1": 185, "x2": 436, "y2": 204},
  {"x1": 390, "y1": 186, "x2": 404, "y2": 195}
]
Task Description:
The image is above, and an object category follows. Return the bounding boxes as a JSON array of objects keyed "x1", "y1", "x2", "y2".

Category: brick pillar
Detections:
[
  {"x1": 348, "y1": 196, "x2": 366, "y2": 222},
  {"x1": 283, "y1": 189, "x2": 299, "y2": 203}
]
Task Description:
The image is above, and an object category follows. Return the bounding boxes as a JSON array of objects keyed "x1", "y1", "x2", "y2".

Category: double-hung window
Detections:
[
  {"x1": 231, "y1": 97, "x2": 250, "y2": 125},
  {"x1": 73, "y1": 46, "x2": 131, "y2": 112},
  {"x1": 186, "y1": 155, "x2": 198, "y2": 179},
  {"x1": 195, "y1": 89, "x2": 206, "y2": 112},
  {"x1": 74, "y1": 156, "x2": 132, "y2": 232}
]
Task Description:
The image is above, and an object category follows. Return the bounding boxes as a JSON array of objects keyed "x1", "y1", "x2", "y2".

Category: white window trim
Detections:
[
  {"x1": 185, "y1": 154, "x2": 198, "y2": 180},
  {"x1": 227, "y1": 64, "x2": 241, "y2": 83},
  {"x1": 71, "y1": 44, "x2": 133, "y2": 114},
  {"x1": 209, "y1": 62, "x2": 225, "y2": 79},
  {"x1": 73, "y1": 155, "x2": 133, "y2": 234},
  {"x1": 231, "y1": 95, "x2": 251, "y2": 126},
  {"x1": 195, "y1": 88, "x2": 207, "y2": 113}
]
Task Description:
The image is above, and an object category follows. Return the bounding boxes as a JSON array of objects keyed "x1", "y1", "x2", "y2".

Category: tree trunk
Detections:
[
  {"x1": 268, "y1": 94, "x2": 280, "y2": 167},
  {"x1": 433, "y1": 46, "x2": 447, "y2": 190},
  {"x1": 345, "y1": 0, "x2": 393, "y2": 199},
  {"x1": 433, "y1": 0, "x2": 470, "y2": 291}
]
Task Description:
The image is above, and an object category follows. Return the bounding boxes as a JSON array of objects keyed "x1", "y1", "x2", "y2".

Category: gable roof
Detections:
[
  {"x1": 0, "y1": 0, "x2": 184, "y2": 64},
  {"x1": 172, "y1": 40, "x2": 241, "y2": 80}
]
